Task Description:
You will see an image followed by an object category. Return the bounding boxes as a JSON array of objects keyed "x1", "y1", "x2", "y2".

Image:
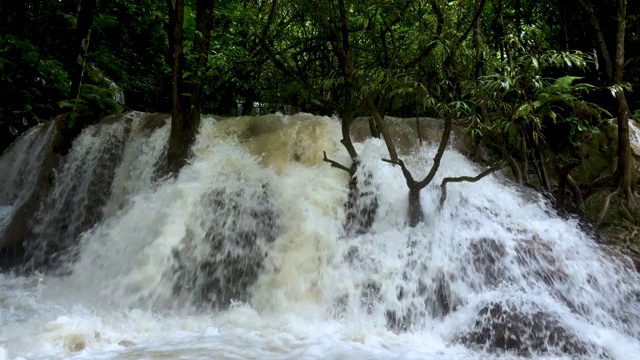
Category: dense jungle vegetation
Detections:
[{"x1": 1, "y1": 0, "x2": 639, "y2": 244}]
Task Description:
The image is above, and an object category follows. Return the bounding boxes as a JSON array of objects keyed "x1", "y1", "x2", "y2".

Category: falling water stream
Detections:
[{"x1": 1, "y1": 113, "x2": 639, "y2": 359}]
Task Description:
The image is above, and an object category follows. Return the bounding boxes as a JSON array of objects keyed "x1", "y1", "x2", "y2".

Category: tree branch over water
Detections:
[{"x1": 439, "y1": 161, "x2": 506, "y2": 209}]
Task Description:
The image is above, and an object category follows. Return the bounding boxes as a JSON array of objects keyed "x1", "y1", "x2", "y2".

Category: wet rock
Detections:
[
  {"x1": 118, "y1": 340, "x2": 135, "y2": 347},
  {"x1": 350, "y1": 116, "x2": 472, "y2": 155},
  {"x1": 458, "y1": 302, "x2": 605, "y2": 357},
  {"x1": 63, "y1": 334, "x2": 86, "y2": 352},
  {"x1": 514, "y1": 236, "x2": 569, "y2": 286},
  {"x1": 467, "y1": 238, "x2": 507, "y2": 287},
  {"x1": 24, "y1": 120, "x2": 131, "y2": 269},
  {"x1": 0, "y1": 119, "x2": 62, "y2": 271},
  {"x1": 172, "y1": 185, "x2": 279, "y2": 308},
  {"x1": 344, "y1": 172, "x2": 378, "y2": 236},
  {"x1": 385, "y1": 269, "x2": 460, "y2": 332}
]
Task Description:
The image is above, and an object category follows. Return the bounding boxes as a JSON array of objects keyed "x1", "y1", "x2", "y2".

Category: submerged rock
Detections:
[
  {"x1": 63, "y1": 334, "x2": 86, "y2": 352},
  {"x1": 172, "y1": 185, "x2": 279, "y2": 308},
  {"x1": 344, "y1": 171, "x2": 378, "y2": 236},
  {"x1": 457, "y1": 302, "x2": 606, "y2": 357},
  {"x1": 467, "y1": 238, "x2": 508, "y2": 288}
]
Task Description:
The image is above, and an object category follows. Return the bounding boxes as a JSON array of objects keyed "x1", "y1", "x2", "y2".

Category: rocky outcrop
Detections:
[
  {"x1": 350, "y1": 116, "x2": 473, "y2": 155},
  {"x1": 172, "y1": 185, "x2": 279, "y2": 308},
  {"x1": 0, "y1": 118, "x2": 63, "y2": 270},
  {"x1": 457, "y1": 302, "x2": 606, "y2": 357},
  {"x1": 344, "y1": 171, "x2": 378, "y2": 236},
  {"x1": 0, "y1": 112, "x2": 168, "y2": 271}
]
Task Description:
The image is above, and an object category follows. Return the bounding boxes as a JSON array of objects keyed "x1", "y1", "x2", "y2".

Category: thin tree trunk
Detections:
[
  {"x1": 189, "y1": 0, "x2": 216, "y2": 126},
  {"x1": 497, "y1": 0, "x2": 514, "y2": 69},
  {"x1": 340, "y1": 110, "x2": 359, "y2": 165},
  {"x1": 474, "y1": 7, "x2": 489, "y2": 162},
  {"x1": 613, "y1": 0, "x2": 634, "y2": 199},
  {"x1": 515, "y1": 0, "x2": 521, "y2": 36},
  {"x1": 408, "y1": 187, "x2": 423, "y2": 227},
  {"x1": 69, "y1": 0, "x2": 97, "y2": 100},
  {"x1": 167, "y1": 0, "x2": 187, "y2": 174},
  {"x1": 365, "y1": 96, "x2": 398, "y2": 162},
  {"x1": 578, "y1": 0, "x2": 613, "y2": 81}
]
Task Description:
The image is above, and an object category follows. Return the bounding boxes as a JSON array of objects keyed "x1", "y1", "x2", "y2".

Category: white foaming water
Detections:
[
  {"x1": 0, "y1": 122, "x2": 55, "y2": 206},
  {"x1": 0, "y1": 122, "x2": 56, "y2": 237},
  {"x1": 1, "y1": 113, "x2": 640, "y2": 359}
]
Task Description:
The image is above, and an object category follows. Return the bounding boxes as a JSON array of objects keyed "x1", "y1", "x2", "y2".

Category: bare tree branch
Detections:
[
  {"x1": 323, "y1": 151, "x2": 352, "y2": 173},
  {"x1": 416, "y1": 117, "x2": 452, "y2": 188},
  {"x1": 439, "y1": 161, "x2": 505, "y2": 208}
]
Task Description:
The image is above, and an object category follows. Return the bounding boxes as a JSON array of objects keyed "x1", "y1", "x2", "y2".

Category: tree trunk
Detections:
[
  {"x1": 166, "y1": 0, "x2": 216, "y2": 175},
  {"x1": 474, "y1": 12, "x2": 489, "y2": 162},
  {"x1": 166, "y1": 0, "x2": 187, "y2": 174},
  {"x1": 189, "y1": 0, "x2": 216, "y2": 126},
  {"x1": 515, "y1": 0, "x2": 521, "y2": 36},
  {"x1": 497, "y1": 0, "x2": 514, "y2": 69},
  {"x1": 365, "y1": 96, "x2": 398, "y2": 162},
  {"x1": 69, "y1": 0, "x2": 97, "y2": 100},
  {"x1": 408, "y1": 187, "x2": 423, "y2": 227},
  {"x1": 613, "y1": 0, "x2": 634, "y2": 199},
  {"x1": 578, "y1": 0, "x2": 613, "y2": 82}
]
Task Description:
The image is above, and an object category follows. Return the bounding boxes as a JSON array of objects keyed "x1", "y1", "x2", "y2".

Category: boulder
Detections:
[
  {"x1": 350, "y1": 116, "x2": 473, "y2": 155},
  {"x1": 457, "y1": 302, "x2": 605, "y2": 357},
  {"x1": 343, "y1": 172, "x2": 378, "y2": 236},
  {"x1": 172, "y1": 185, "x2": 279, "y2": 308},
  {"x1": 467, "y1": 238, "x2": 507, "y2": 288}
]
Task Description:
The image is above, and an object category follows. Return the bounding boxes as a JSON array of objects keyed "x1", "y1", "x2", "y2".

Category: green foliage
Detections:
[
  {"x1": 59, "y1": 85, "x2": 121, "y2": 128},
  {"x1": 0, "y1": 35, "x2": 70, "y2": 142},
  {"x1": 90, "y1": 0, "x2": 171, "y2": 111},
  {"x1": 465, "y1": 49, "x2": 608, "y2": 167}
]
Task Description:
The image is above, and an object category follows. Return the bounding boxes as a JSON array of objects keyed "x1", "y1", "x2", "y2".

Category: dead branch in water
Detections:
[
  {"x1": 323, "y1": 151, "x2": 353, "y2": 174},
  {"x1": 439, "y1": 161, "x2": 506, "y2": 209}
]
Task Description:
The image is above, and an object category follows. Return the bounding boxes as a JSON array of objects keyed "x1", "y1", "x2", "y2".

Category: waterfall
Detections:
[
  {"x1": 24, "y1": 112, "x2": 169, "y2": 268},
  {"x1": 0, "y1": 113, "x2": 639, "y2": 359},
  {"x1": 0, "y1": 121, "x2": 57, "y2": 247}
]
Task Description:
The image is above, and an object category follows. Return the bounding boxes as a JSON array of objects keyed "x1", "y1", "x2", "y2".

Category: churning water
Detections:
[{"x1": 1, "y1": 112, "x2": 639, "y2": 359}]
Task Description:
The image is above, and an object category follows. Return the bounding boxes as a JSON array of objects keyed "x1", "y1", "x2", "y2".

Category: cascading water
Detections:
[
  {"x1": 24, "y1": 112, "x2": 169, "y2": 268},
  {"x1": 1, "y1": 113, "x2": 639, "y2": 360},
  {"x1": 0, "y1": 122, "x2": 56, "y2": 238}
]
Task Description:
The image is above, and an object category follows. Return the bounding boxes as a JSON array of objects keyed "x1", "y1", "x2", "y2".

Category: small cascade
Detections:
[
  {"x1": 102, "y1": 113, "x2": 169, "y2": 217},
  {"x1": 0, "y1": 121, "x2": 57, "y2": 250},
  {"x1": 0, "y1": 124, "x2": 55, "y2": 203},
  {"x1": 24, "y1": 112, "x2": 169, "y2": 268},
  {"x1": 108, "y1": 80, "x2": 125, "y2": 105},
  {"x1": 630, "y1": 119, "x2": 640, "y2": 157},
  {"x1": 0, "y1": 123, "x2": 55, "y2": 206}
]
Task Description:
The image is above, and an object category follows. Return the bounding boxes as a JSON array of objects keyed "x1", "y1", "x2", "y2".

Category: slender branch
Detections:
[
  {"x1": 597, "y1": 188, "x2": 620, "y2": 228},
  {"x1": 323, "y1": 151, "x2": 352, "y2": 173},
  {"x1": 555, "y1": 160, "x2": 581, "y2": 210},
  {"x1": 439, "y1": 161, "x2": 505, "y2": 208},
  {"x1": 567, "y1": 176, "x2": 584, "y2": 213},
  {"x1": 406, "y1": 0, "x2": 444, "y2": 68},
  {"x1": 417, "y1": 117, "x2": 452, "y2": 188},
  {"x1": 455, "y1": 0, "x2": 488, "y2": 49},
  {"x1": 382, "y1": 158, "x2": 416, "y2": 186},
  {"x1": 416, "y1": 113, "x2": 423, "y2": 145}
]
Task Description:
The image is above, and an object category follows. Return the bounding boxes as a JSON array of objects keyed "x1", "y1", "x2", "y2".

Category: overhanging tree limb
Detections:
[
  {"x1": 323, "y1": 151, "x2": 353, "y2": 174},
  {"x1": 439, "y1": 161, "x2": 506, "y2": 208},
  {"x1": 417, "y1": 116, "x2": 452, "y2": 188}
]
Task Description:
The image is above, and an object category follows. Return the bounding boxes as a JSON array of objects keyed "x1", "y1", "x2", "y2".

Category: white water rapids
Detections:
[{"x1": 1, "y1": 113, "x2": 639, "y2": 359}]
